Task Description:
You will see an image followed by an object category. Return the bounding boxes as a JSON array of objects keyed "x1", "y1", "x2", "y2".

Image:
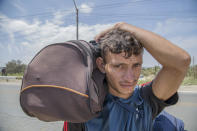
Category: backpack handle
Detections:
[{"x1": 68, "y1": 40, "x2": 93, "y2": 67}]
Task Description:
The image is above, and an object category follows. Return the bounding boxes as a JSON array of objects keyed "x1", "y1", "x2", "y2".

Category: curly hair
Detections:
[{"x1": 99, "y1": 28, "x2": 143, "y2": 62}]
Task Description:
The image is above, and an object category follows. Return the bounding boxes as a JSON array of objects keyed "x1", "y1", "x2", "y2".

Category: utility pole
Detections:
[{"x1": 72, "y1": 0, "x2": 79, "y2": 40}]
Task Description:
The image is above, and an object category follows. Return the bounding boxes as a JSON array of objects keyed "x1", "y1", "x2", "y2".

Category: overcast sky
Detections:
[{"x1": 0, "y1": 0, "x2": 197, "y2": 67}]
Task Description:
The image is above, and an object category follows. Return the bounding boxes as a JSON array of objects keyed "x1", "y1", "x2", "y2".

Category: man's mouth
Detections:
[{"x1": 120, "y1": 83, "x2": 134, "y2": 88}]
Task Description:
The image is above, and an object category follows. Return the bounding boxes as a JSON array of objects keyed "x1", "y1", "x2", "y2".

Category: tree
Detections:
[
  {"x1": 186, "y1": 65, "x2": 197, "y2": 79},
  {"x1": 6, "y1": 60, "x2": 26, "y2": 74},
  {"x1": 141, "y1": 66, "x2": 161, "y2": 77}
]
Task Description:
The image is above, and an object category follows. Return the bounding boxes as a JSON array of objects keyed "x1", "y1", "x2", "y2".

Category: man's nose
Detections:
[{"x1": 123, "y1": 69, "x2": 135, "y2": 82}]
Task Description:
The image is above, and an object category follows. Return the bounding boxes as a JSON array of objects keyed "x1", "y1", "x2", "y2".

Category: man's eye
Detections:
[
  {"x1": 134, "y1": 64, "x2": 141, "y2": 67},
  {"x1": 114, "y1": 65, "x2": 122, "y2": 68}
]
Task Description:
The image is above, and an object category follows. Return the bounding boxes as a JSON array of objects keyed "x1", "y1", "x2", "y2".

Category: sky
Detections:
[{"x1": 0, "y1": 0, "x2": 197, "y2": 67}]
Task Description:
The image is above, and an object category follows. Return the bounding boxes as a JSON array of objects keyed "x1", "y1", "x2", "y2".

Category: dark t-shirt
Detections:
[
  {"x1": 64, "y1": 81, "x2": 178, "y2": 131},
  {"x1": 140, "y1": 81, "x2": 178, "y2": 119}
]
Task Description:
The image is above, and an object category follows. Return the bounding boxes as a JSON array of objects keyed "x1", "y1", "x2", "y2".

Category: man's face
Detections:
[{"x1": 104, "y1": 52, "x2": 143, "y2": 99}]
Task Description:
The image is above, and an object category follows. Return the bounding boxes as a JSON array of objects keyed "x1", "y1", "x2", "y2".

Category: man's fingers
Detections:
[
  {"x1": 94, "y1": 26, "x2": 115, "y2": 42},
  {"x1": 114, "y1": 22, "x2": 124, "y2": 28},
  {"x1": 94, "y1": 22, "x2": 129, "y2": 42}
]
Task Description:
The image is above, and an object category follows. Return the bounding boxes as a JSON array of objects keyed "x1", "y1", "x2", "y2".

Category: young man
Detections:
[{"x1": 65, "y1": 22, "x2": 190, "y2": 131}]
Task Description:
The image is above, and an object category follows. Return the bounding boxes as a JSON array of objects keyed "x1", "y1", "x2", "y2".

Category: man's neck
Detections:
[{"x1": 108, "y1": 87, "x2": 134, "y2": 99}]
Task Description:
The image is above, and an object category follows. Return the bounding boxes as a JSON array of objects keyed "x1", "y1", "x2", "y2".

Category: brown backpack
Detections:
[{"x1": 20, "y1": 40, "x2": 107, "y2": 123}]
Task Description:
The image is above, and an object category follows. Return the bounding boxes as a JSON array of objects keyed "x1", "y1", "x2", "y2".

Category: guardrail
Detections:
[{"x1": 0, "y1": 76, "x2": 23, "y2": 80}]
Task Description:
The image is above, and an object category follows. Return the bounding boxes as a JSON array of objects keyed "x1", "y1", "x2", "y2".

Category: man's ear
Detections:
[{"x1": 96, "y1": 57, "x2": 106, "y2": 73}]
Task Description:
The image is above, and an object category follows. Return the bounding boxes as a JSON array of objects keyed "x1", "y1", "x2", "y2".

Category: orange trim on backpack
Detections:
[{"x1": 21, "y1": 85, "x2": 89, "y2": 98}]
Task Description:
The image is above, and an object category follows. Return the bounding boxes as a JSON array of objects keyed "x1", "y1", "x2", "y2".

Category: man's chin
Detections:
[
  {"x1": 118, "y1": 89, "x2": 134, "y2": 99},
  {"x1": 119, "y1": 86, "x2": 135, "y2": 94}
]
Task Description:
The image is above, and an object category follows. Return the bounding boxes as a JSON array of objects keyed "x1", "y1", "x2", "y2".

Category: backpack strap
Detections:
[
  {"x1": 111, "y1": 97, "x2": 137, "y2": 113},
  {"x1": 108, "y1": 86, "x2": 144, "y2": 119}
]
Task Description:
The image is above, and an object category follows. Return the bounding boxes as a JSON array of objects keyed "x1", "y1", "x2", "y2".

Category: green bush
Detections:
[
  {"x1": 182, "y1": 77, "x2": 197, "y2": 85},
  {"x1": 6, "y1": 60, "x2": 26, "y2": 74}
]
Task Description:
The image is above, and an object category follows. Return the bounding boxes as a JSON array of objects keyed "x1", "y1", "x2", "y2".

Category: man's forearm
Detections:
[{"x1": 117, "y1": 23, "x2": 191, "y2": 71}]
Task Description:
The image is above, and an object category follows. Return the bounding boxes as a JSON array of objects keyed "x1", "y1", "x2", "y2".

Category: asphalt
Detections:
[
  {"x1": 0, "y1": 82, "x2": 197, "y2": 131},
  {"x1": 178, "y1": 85, "x2": 197, "y2": 93}
]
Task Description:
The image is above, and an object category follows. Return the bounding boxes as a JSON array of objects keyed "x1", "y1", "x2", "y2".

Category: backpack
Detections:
[
  {"x1": 20, "y1": 40, "x2": 107, "y2": 123},
  {"x1": 153, "y1": 111, "x2": 185, "y2": 131}
]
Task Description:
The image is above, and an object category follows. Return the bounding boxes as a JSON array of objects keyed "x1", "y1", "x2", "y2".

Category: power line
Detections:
[
  {"x1": 0, "y1": 11, "x2": 75, "y2": 22},
  {"x1": 0, "y1": 9, "x2": 75, "y2": 20},
  {"x1": 80, "y1": 12, "x2": 197, "y2": 18},
  {"x1": 0, "y1": 17, "x2": 75, "y2": 37},
  {"x1": 0, "y1": 14, "x2": 196, "y2": 39},
  {"x1": 78, "y1": 0, "x2": 176, "y2": 11},
  {"x1": 0, "y1": 0, "x2": 196, "y2": 39},
  {"x1": 0, "y1": 20, "x2": 76, "y2": 40},
  {"x1": 0, "y1": 0, "x2": 174, "y2": 21}
]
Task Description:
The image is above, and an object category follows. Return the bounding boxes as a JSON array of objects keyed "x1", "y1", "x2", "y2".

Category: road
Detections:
[
  {"x1": 165, "y1": 92, "x2": 197, "y2": 131},
  {"x1": 0, "y1": 83, "x2": 197, "y2": 131},
  {"x1": 0, "y1": 83, "x2": 63, "y2": 131}
]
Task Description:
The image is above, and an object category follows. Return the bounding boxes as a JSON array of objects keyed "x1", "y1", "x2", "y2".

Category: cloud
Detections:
[
  {"x1": 153, "y1": 18, "x2": 197, "y2": 37},
  {"x1": 151, "y1": 18, "x2": 197, "y2": 65},
  {"x1": 170, "y1": 36, "x2": 197, "y2": 50},
  {"x1": 78, "y1": 23, "x2": 112, "y2": 40},
  {"x1": 153, "y1": 18, "x2": 197, "y2": 45},
  {"x1": 2, "y1": 15, "x2": 195, "y2": 67},
  {"x1": 0, "y1": 13, "x2": 113, "y2": 66},
  {"x1": 21, "y1": 42, "x2": 30, "y2": 46},
  {"x1": 52, "y1": 10, "x2": 75, "y2": 25},
  {"x1": 79, "y1": 3, "x2": 93, "y2": 14}
]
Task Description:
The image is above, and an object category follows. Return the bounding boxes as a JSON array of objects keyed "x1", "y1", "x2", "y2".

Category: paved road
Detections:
[
  {"x1": 165, "y1": 92, "x2": 197, "y2": 131},
  {"x1": 0, "y1": 83, "x2": 197, "y2": 131},
  {"x1": 0, "y1": 83, "x2": 63, "y2": 131}
]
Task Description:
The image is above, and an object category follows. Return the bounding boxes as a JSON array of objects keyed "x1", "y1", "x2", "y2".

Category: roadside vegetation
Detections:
[
  {"x1": 1, "y1": 59, "x2": 197, "y2": 85},
  {"x1": 138, "y1": 65, "x2": 197, "y2": 86},
  {"x1": 0, "y1": 60, "x2": 26, "y2": 80}
]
